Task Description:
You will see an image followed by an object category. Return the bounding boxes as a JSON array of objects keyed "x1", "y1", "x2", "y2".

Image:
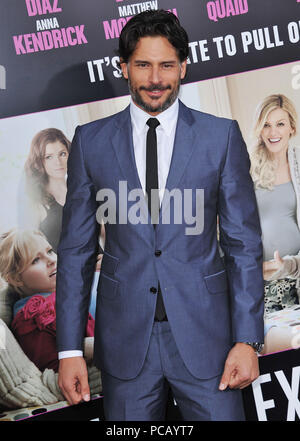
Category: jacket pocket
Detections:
[
  {"x1": 101, "y1": 251, "x2": 119, "y2": 276},
  {"x1": 98, "y1": 272, "x2": 119, "y2": 300},
  {"x1": 204, "y1": 269, "x2": 228, "y2": 294}
]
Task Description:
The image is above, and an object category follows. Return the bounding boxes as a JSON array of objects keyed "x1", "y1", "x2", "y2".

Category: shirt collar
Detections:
[{"x1": 130, "y1": 98, "x2": 179, "y2": 137}]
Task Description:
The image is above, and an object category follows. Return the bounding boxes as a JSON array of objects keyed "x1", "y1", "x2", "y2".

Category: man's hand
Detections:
[
  {"x1": 58, "y1": 357, "x2": 90, "y2": 405},
  {"x1": 263, "y1": 250, "x2": 284, "y2": 280},
  {"x1": 219, "y1": 343, "x2": 259, "y2": 391}
]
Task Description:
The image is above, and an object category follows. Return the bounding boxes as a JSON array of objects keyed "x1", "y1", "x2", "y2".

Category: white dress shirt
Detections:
[
  {"x1": 131, "y1": 97, "x2": 179, "y2": 203},
  {"x1": 58, "y1": 98, "x2": 179, "y2": 360}
]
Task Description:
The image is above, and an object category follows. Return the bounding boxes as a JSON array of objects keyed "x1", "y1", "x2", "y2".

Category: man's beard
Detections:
[{"x1": 127, "y1": 75, "x2": 181, "y2": 114}]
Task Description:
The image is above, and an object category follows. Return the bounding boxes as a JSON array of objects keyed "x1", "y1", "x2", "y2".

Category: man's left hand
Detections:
[{"x1": 219, "y1": 343, "x2": 259, "y2": 391}]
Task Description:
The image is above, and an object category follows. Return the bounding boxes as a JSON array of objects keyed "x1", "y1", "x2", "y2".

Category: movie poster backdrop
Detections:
[{"x1": 0, "y1": 0, "x2": 300, "y2": 421}]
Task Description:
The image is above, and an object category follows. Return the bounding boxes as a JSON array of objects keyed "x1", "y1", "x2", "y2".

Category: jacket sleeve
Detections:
[
  {"x1": 218, "y1": 120, "x2": 265, "y2": 343},
  {"x1": 56, "y1": 126, "x2": 100, "y2": 353}
]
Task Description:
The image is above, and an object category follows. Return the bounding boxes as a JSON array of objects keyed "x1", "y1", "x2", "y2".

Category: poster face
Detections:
[{"x1": 0, "y1": 0, "x2": 300, "y2": 422}]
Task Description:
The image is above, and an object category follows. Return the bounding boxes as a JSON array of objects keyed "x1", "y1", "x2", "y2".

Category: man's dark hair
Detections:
[{"x1": 118, "y1": 10, "x2": 189, "y2": 64}]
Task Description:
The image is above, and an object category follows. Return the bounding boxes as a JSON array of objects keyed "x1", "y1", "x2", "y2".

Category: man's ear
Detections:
[
  {"x1": 120, "y1": 61, "x2": 129, "y2": 80},
  {"x1": 180, "y1": 59, "x2": 187, "y2": 80}
]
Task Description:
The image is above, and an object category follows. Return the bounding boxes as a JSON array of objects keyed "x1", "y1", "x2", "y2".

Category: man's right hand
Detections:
[{"x1": 58, "y1": 357, "x2": 90, "y2": 405}]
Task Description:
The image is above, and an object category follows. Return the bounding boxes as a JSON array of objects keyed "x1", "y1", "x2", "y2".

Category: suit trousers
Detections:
[{"x1": 100, "y1": 321, "x2": 246, "y2": 421}]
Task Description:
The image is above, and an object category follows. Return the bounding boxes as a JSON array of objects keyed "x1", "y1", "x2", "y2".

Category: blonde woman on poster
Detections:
[
  {"x1": 250, "y1": 94, "x2": 300, "y2": 353},
  {"x1": 0, "y1": 229, "x2": 95, "y2": 372}
]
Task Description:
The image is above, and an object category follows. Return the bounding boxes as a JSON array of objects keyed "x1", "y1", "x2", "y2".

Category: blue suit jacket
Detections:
[{"x1": 56, "y1": 101, "x2": 264, "y2": 380}]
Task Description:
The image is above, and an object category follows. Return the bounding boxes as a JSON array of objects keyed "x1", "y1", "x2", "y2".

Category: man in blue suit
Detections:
[{"x1": 56, "y1": 10, "x2": 264, "y2": 421}]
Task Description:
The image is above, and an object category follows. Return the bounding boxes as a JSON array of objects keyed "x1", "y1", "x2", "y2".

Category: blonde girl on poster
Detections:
[{"x1": 250, "y1": 94, "x2": 300, "y2": 353}]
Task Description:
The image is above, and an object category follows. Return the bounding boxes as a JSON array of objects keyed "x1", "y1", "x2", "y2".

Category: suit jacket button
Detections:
[
  {"x1": 150, "y1": 287, "x2": 157, "y2": 294},
  {"x1": 155, "y1": 250, "x2": 162, "y2": 257}
]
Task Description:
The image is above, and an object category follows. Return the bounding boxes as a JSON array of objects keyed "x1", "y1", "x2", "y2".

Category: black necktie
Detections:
[
  {"x1": 146, "y1": 118, "x2": 160, "y2": 225},
  {"x1": 146, "y1": 118, "x2": 167, "y2": 321}
]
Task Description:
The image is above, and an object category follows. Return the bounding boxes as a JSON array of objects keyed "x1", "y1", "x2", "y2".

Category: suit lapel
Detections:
[
  {"x1": 159, "y1": 101, "x2": 197, "y2": 222},
  {"x1": 111, "y1": 105, "x2": 143, "y2": 193},
  {"x1": 111, "y1": 102, "x2": 198, "y2": 228},
  {"x1": 111, "y1": 105, "x2": 151, "y2": 227}
]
